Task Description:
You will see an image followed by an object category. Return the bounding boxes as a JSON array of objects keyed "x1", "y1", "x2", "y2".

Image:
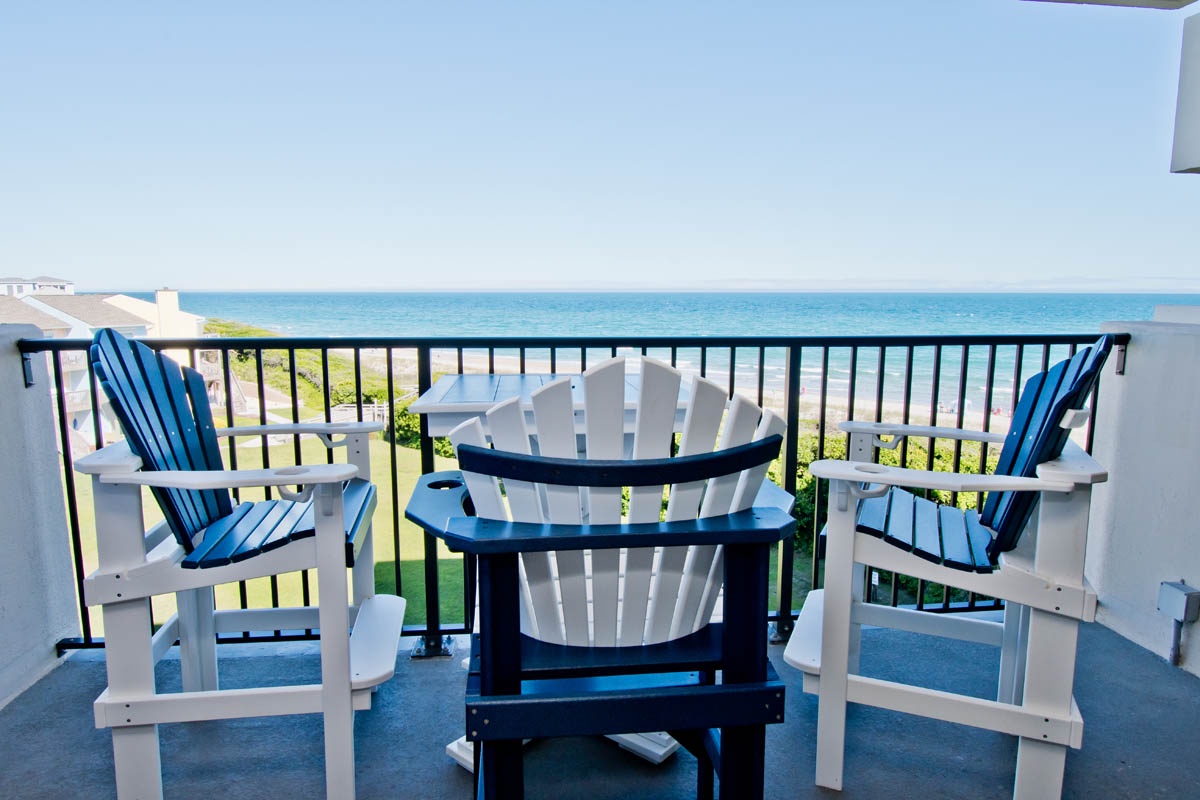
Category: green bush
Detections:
[
  {"x1": 387, "y1": 399, "x2": 454, "y2": 457},
  {"x1": 789, "y1": 426, "x2": 1001, "y2": 606}
]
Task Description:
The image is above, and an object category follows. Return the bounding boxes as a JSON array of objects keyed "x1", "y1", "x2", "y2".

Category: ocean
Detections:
[
  {"x1": 131, "y1": 291, "x2": 1197, "y2": 413},
  {"x1": 133, "y1": 290, "x2": 1197, "y2": 339}
]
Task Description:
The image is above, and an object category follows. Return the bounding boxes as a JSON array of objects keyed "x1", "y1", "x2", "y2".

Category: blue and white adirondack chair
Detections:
[
  {"x1": 407, "y1": 357, "x2": 794, "y2": 800},
  {"x1": 75, "y1": 329, "x2": 406, "y2": 800},
  {"x1": 784, "y1": 336, "x2": 1113, "y2": 800}
]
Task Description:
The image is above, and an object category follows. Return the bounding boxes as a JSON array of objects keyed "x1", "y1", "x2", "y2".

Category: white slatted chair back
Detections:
[{"x1": 449, "y1": 357, "x2": 784, "y2": 647}]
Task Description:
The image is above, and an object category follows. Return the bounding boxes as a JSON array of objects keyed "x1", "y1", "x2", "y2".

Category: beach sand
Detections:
[{"x1": 352, "y1": 346, "x2": 1013, "y2": 437}]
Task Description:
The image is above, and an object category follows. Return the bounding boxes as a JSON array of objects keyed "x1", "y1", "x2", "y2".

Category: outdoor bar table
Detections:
[{"x1": 409, "y1": 372, "x2": 689, "y2": 444}]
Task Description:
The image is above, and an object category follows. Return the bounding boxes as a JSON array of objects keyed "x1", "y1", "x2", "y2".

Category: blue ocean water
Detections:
[
  {"x1": 135, "y1": 291, "x2": 1196, "y2": 339},
  {"x1": 131, "y1": 291, "x2": 1196, "y2": 410}
]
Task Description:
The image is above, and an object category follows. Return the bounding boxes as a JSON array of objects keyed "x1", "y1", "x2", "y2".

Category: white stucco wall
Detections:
[
  {"x1": 0, "y1": 325, "x2": 79, "y2": 707},
  {"x1": 1171, "y1": 12, "x2": 1200, "y2": 174},
  {"x1": 1154, "y1": 304, "x2": 1200, "y2": 324},
  {"x1": 1087, "y1": 319, "x2": 1200, "y2": 676}
]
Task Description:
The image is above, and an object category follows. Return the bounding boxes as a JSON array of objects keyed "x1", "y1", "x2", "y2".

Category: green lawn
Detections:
[
  {"x1": 67, "y1": 430, "x2": 806, "y2": 638},
  {"x1": 68, "y1": 432, "x2": 465, "y2": 636}
]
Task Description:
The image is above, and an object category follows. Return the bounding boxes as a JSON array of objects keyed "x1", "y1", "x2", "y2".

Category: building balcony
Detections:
[
  {"x1": 1, "y1": 621, "x2": 1197, "y2": 799},
  {"x1": 2, "y1": 320, "x2": 1199, "y2": 799}
]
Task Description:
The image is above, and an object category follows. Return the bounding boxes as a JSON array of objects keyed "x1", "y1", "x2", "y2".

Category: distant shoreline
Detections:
[{"x1": 121, "y1": 288, "x2": 1200, "y2": 297}]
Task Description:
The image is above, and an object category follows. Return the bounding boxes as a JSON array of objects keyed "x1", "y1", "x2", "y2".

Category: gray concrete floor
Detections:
[{"x1": 1, "y1": 622, "x2": 1197, "y2": 800}]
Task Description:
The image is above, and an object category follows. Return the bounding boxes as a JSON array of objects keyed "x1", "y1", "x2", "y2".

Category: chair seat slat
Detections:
[
  {"x1": 911, "y1": 496, "x2": 942, "y2": 565},
  {"x1": 182, "y1": 478, "x2": 374, "y2": 569},
  {"x1": 189, "y1": 500, "x2": 290, "y2": 568},
  {"x1": 937, "y1": 504, "x2": 972, "y2": 570},
  {"x1": 858, "y1": 487, "x2": 999, "y2": 573}
]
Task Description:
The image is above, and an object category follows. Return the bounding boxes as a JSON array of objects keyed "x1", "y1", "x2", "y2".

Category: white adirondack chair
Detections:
[
  {"x1": 77, "y1": 329, "x2": 406, "y2": 799},
  {"x1": 430, "y1": 356, "x2": 791, "y2": 773},
  {"x1": 784, "y1": 336, "x2": 1113, "y2": 800}
]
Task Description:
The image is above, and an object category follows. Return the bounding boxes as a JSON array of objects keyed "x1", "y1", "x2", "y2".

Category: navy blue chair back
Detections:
[
  {"x1": 981, "y1": 335, "x2": 1113, "y2": 559},
  {"x1": 91, "y1": 328, "x2": 232, "y2": 552}
]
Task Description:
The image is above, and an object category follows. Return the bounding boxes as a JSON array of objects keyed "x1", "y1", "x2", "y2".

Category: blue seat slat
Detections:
[
  {"x1": 962, "y1": 510, "x2": 994, "y2": 573},
  {"x1": 857, "y1": 492, "x2": 889, "y2": 534},
  {"x1": 910, "y1": 495, "x2": 942, "y2": 565},
  {"x1": 340, "y1": 479, "x2": 377, "y2": 560},
  {"x1": 182, "y1": 481, "x2": 375, "y2": 569},
  {"x1": 858, "y1": 489, "x2": 1000, "y2": 573},
  {"x1": 190, "y1": 501, "x2": 293, "y2": 568},
  {"x1": 186, "y1": 502, "x2": 274, "y2": 568},
  {"x1": 233, "y1": 499, "x2": 311, "y2": 561},
  {"x1": 287, "y1": 478, "x2": 371, "y2": 544},
  {"x1": 936, "y1": 504, "x2": 972, "y2": 570},
  {"x1": 880, "y1": 489, "x2": 915, "y2": 551}
]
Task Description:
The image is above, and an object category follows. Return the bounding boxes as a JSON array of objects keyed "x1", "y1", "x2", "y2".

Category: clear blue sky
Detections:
[{"x1": 2, "y1": 2, "x2": 1197, "y2": 292}]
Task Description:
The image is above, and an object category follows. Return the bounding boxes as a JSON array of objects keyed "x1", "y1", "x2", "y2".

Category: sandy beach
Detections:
[{"x1": 351, "y1": 345, "x2": 1011, "y2": 437}]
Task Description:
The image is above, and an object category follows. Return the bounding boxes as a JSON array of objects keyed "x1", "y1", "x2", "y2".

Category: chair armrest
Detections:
[
  {"x1": 434, "y1": 508, "x2": 795, "y2": 555},
  {"x1": 839, "y1": 420, "x2": 1007, "y2": 445},
  {"x1": 77, "y1": 439, "x2": 359, "y2": 491},
  {"x1": 755, "y1": 479, "x2": 796, "y2": 513},
  {"x1": 215, "y1": 420, "x2": 383, "y2": 442},
  {"x1": 405, "y1": 471, "x2": 795, "y2": 554},
  {"x1": 97, "y1": 462, "x2": 357, "y2": 491},
  {"x1": 808, "y1": 459, "x2": 1076, "y2": 494},
  {"x1": 75, "y1": 439, "x2": 142, "y2": 476},
  {"x1": 404, "y1": 470, "x2": 473, "y2": 533},
  {"x1": 1036, "y1": 441, "x2": 1107, "y2": 485}
]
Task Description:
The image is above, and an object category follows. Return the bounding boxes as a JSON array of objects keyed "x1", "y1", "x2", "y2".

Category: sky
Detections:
[{"x1": 2, "y1": 2, "x2": 1198, "y2": 293}]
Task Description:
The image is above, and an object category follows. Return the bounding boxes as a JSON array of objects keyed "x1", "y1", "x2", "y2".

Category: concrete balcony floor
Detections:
[{"x1": 2, "y1": 620, "x2": 1197, "y2": 800}]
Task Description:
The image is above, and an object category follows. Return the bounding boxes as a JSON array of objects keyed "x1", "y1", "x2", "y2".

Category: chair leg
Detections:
[
  {"x1": 698, "y1": 754, "x2": 714, "y2": 800},
  {"x1": 997, "y1": 601, "x2": 1028, "y2": 705},
  {"x1": 478, "y1": 740, "x2": 524, "y2": 800},
  {"x1": 315, "y1": 484, "x2": 356, "y2": 799},
  {"x1": 718, "y1": 726, "x2": 765, "y2": 800},
  {"x1": 103, "y1": 596, "x2": 164, "y2": 799},
  {"x1": 177, "y1": 586, "x2": 218, "y2": 692},
  {"x1": 815, "y1": 482, "x2": 856, "y2": 790},
  {"x1": 352, "y1": 521, "x2": 375, "y2": 607},
  {"x1": 1012, "y1": 607, "x2": 1079, "y2": 800},
  {"x1": 848, "y1": 562, "x2": 866, "y2": 675}
]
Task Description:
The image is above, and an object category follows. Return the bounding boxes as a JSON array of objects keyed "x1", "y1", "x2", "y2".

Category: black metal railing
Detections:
[{"x1": 17, "y1": 332, "x2": 1125, "y2": 654}]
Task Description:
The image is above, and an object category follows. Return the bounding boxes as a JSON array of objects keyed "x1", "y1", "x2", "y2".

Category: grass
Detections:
[
  {"x1": 66, "y1": 411, "x2": 825, "y2": 640},
  {"x1": 69, "y1": 431, "x2": 464, "y2": 637}
]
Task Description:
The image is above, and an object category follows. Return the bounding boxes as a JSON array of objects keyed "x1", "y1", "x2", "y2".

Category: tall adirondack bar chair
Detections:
[
  {"x1": 784, "y1": 336, "x2": 1114, "y2": 800},
  {"x1": 75, "y1": 329, "x2": 406, "y2": 800},
  {"x1": 406, "y1": 357, "x2": 794, "y2": 800}
]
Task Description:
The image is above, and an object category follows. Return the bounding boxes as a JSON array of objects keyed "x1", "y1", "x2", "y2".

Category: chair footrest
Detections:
[
  {"x1": 350, "y1": 594, "x2": 407, "y2": 691},
  {"x1": 783, "y1": 588, "x2": 823, "y2": 676},
  {"x1": 607, "y1": 731, "x2": 681, "y2": 763},
  {"x1": 465, "y1": 667, "x2": 785, "y2": 741}
]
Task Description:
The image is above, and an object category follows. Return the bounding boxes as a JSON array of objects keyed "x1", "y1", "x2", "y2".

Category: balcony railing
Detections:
[{"x1": 17, "y1": 331, "x2": 1124, "y2": 655}]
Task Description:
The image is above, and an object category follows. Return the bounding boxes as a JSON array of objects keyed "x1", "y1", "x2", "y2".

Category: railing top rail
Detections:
[{"x1": 17, "y1": 331, "x2": 1130, "y2": 354}]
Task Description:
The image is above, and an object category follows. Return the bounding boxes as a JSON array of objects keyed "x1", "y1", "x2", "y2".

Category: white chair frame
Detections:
[{"x1": 786, "y1": 418, "x2": 1106, "y2": 800}]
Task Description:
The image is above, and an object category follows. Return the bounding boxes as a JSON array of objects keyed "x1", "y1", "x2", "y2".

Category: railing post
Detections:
[
  {"x1": 771, "y1": 345, "x2": 801, "y2": 643},
  {"x1": 412, "y1": 344, "x2": 453, "y2": 657}
]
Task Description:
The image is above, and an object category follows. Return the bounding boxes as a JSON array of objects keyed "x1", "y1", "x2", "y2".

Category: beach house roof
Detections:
[
  {"x1": 31, "y1": 294, "x2": 146, "y2": 329},
  {"x1": 0, "y1": 296, "x2": 72, "y2": 334}
]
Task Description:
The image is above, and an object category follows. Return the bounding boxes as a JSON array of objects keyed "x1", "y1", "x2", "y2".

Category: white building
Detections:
[
  {"x1": 0, "y1": 286, "x2": 206, "y2": 454},
  {"x1": 0, "y1": 276, "x2": 75, "y2": 297}
]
